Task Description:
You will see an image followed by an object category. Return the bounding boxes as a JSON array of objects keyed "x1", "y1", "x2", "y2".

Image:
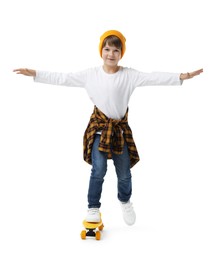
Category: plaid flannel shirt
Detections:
[{"x1": 83, "y1": 106, "x2": 140, "y2": 168}]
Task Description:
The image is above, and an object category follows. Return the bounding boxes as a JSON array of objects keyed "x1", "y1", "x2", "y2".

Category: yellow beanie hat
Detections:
[{"x1": 99, "y1": 30, "x2": 126, "y2": 58}]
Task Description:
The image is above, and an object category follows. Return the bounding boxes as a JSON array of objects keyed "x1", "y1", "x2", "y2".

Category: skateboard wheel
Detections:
[
  {"x1": 99, "y1": 224, "x2": 104, "y2": 231},
  {"x1": 95, "y1": 231, "x2": 101, "y2": 240},
  {"x1": 81, "y1": 230, "x2": 86, "y2": 239}
]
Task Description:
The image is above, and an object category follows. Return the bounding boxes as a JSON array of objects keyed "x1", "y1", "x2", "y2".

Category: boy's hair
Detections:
[{"x1": 102, "y1": 35, "x2": 122, "y2": 51}]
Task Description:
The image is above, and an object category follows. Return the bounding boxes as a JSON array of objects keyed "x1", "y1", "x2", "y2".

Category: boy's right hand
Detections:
[{"x1": 13, "y1": 68, "x2": 36, "y2": 77}]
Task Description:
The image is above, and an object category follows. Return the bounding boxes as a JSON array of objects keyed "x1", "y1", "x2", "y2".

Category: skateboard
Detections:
[{"x1": 81, "y1": 216, "x2": 104, "y2": 240}]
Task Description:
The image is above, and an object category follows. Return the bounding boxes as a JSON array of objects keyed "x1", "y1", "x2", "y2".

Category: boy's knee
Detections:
[
  {"x1": 117, "y1": 171, "x2": 131, "y2": 181},
  {"x1": 91, "y1": 161, "x2": 107, "y2": 178}
]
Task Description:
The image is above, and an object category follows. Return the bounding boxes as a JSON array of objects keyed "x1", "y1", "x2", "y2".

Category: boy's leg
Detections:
[
  {"x1": 112, "y1": 141, "x2": 136, "y2": 225},
  {"x1": 112, "y1": 141, "x2": 132, "y2": 202},
  {"x1": 87, "y1": 134, "x2": 108, "y2": 209}
]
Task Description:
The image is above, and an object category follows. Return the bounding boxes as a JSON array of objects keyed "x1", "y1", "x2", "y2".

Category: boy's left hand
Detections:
[{"x1": 180, "y1": 68, "x2": 203, "y2": 80}]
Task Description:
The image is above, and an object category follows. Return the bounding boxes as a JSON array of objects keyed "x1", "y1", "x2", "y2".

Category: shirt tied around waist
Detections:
[{"x1": 83, "y1": 106, "x2": 140, "y2": 168}]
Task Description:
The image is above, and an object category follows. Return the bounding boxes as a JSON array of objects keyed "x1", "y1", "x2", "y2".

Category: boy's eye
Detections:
[{"x1": 104, "y1": 48, "x2": 120, "y2": 52}]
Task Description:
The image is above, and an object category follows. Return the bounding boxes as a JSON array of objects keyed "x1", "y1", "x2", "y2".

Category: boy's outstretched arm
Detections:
[
  {"x1": 180, "y1": 68, "x2": 203, "y2": 80},
  {"x1": 13, "y1": 68, "x2": 36, "y2": 77}
]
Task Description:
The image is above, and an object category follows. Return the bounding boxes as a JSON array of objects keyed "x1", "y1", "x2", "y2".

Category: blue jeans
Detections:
[{"x1": 87, "y1": 134, "x2": 132, "y2": 208}]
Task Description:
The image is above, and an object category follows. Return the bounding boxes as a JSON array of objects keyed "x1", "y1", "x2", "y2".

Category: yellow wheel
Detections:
[
  {"x1": 81, "y1": 230, "x2": 86, "y2": 239},
  {"x1": 95, "y1": 231, "x2": 101, "y2": 240},
  {"x1": 99, "y1": 224, "x2": 104, "y2": 231}
]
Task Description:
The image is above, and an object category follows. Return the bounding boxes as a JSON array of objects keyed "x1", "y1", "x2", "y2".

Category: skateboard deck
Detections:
[{"x1": 81, "y1": 217, "x2": 104, "y2": 240}]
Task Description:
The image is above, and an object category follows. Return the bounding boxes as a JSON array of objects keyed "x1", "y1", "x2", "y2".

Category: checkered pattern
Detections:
[{"x1": 83, "y1": 106, "x2": 140, "y2": 168}]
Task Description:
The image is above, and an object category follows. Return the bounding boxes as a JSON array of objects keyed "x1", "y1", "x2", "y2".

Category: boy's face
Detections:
[{"x1": 101, "y1": 43, "x2": 121, "y2": 68}]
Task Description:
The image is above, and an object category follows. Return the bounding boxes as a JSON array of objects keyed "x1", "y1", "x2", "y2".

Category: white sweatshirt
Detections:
[{"x1": 34, "y1": 66, "x2": 182, "y2": 119}]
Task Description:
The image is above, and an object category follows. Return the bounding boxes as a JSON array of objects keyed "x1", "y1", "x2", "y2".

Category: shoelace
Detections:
[
  {"x1": 88, "y1": 208, "x2": 99, "y2": 214},
  {"x1": 122, "y1": 202, "x2": 133, "y2": 213}
]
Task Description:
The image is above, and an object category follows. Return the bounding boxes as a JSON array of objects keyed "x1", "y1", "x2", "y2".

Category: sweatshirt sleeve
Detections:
[
  {"x1": 34, "y1": 70, "x2": 88, "y2": 88},
  {"x1": 130, "y1": 69, "x2": 183, "y2": 89}
]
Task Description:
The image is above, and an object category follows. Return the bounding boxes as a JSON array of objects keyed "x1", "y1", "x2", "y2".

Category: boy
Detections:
[{"x1": 13, "y1": 30, "x2": 203, "y2": 226}]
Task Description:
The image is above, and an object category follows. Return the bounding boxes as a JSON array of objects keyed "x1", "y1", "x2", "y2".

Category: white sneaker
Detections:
[
  {"x1": 120, "y1": 201, "x2": 136, "y2": 225},
  {"x1": 86, "y1": 208, "x2": 101, "y2": 223}
]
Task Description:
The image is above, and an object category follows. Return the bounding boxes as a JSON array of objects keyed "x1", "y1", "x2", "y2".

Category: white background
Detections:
[{"x1": 0, "y1": 0, "x2": 211, "y2": 259}]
